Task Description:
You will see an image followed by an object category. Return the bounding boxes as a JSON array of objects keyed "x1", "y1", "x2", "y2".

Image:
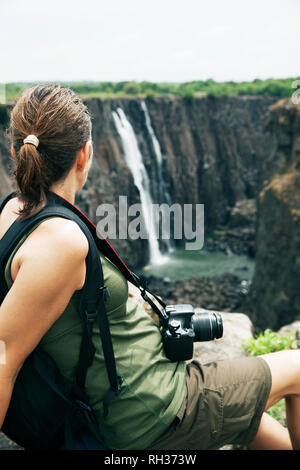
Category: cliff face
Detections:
[
  {"x1": 76, "y1": 95, "x2": 276, "y2": 267},
  {"x1": 142, "y1": 96, "x2": 274, "y2": 225},
  {"x1": 244, "y1": 99, "x2": 300, "y2": 330},
  {"x1": 0, "y1": 95, "x2": 276, "y2": 268}
]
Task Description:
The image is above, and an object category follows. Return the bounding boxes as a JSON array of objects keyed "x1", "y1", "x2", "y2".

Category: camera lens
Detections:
[{"x1": 191, "y1": 311, "x2": 223, "y2": 342}]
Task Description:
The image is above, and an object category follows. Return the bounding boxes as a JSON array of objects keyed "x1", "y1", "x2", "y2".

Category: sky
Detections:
[{"x1": 0, "y1": 0, "x2": 299, "y2": 83}]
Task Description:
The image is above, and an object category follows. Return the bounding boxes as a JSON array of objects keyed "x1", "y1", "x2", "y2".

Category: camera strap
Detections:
[{"x1": 0, "y1": 199, "x2": 122, "y2": 411}]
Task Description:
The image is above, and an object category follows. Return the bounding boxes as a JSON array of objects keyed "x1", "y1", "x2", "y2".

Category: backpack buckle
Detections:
[
  {"x1": 76, "y1": 399, "x2": 92, "y2": 412},
  {"x1": 84, "y1": 310, "x2": 97, "y2": 324},
  {"x1": 100, "y1": 285, "x2": 110, "y2": 301},
  {"x1": 76, "y1": 399, "x2": 98, "y2": 427},
  {"x1": 111, "y1": 375, "x2": 124, "y2": 394}
]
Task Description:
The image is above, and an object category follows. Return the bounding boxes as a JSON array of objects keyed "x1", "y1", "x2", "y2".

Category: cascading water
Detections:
[
  {"x1": 141, "y1": 101, "x2": 175, "y2": 253},
  {"x1": 112, "y1": 107, "x2": 166, "y2": 266}
]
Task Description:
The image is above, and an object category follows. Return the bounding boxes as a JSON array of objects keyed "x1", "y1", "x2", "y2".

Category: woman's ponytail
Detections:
[
  {"x1": 15, "y1": 141, "x2": 49, "y2": 218},
  {"x1": 8, "y1": 83, "x2": 92, "y2": 219}
]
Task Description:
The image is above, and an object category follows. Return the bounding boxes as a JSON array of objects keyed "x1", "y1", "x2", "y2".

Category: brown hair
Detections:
[{"x1": 8, "y1": 83, "x2": 92, "y2": 219}]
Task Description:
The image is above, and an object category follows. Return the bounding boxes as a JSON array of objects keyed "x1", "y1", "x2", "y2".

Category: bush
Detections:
[
  {"x1": 182, "y1": 89, "x2": 195, "y2": 102},
  {"x1": 123, "y1": 82, "x2": 140, "y2": 95},
  {"x1": 144, "y1": 89, "x2": 157, "y2": 99},
  {"x1": 243, "y1": 328, "x2": 297, "y2": 426},
  {"x1": 243, "y1": 328, "x2": 296, "y2": 356}
]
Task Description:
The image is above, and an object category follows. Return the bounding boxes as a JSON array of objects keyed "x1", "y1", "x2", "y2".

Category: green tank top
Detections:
[{"x1": 4, "y1": 220, "x2": 187, "y2": 450}]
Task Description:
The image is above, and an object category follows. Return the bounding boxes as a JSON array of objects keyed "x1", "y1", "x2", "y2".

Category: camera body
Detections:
[{"x1": 161, "y1": 304, "x2": 223, "y2": 362}]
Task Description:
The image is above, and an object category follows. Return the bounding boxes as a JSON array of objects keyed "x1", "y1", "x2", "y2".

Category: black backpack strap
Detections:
[
  {"x1": 0, "y1": 204, "x2": 122, "y2": 415},
  {"x1": 46, "y1": 207, "x2": 122, "y2": 403}
]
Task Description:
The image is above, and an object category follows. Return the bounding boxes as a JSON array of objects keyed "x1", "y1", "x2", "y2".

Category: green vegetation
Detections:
[
  {"x1": 2, "y1": 77, "x2": 300, "y2": 103},
  {"x1": 243, "y1": 328, "x2": 296, "y2": 356},
  {"x1": 243, "y1": 329, "x2": 297, "y2": 425},
  {"x1": 266, "y1": 399, "x2": 286, "y2": 425}
]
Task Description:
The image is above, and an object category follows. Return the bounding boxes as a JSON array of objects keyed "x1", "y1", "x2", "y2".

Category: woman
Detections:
[{"x1": 0, "y1": 83, "x2": 299, "y2": 450}]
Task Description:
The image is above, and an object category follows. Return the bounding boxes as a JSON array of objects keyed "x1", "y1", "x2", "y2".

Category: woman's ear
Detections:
[
  {"x1": 76, "y1": 140, "x2": 93, "y2": 173},
  {"x1": 88, "y1": 140, "x2": 93, "y2": 161},
  {"x1": 11, "y1": 144, "x2": 16, "y2": 159}
]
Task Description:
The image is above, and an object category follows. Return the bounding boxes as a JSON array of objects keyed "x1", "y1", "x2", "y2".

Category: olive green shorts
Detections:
[{"x1": 148, "y1": 356, "x2": 272, "y2": 450}]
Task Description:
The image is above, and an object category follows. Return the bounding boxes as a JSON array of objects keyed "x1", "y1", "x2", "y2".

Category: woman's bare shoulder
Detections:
[
  {"x1": 23, "y1": 216, "x2": 89, "y2": 259},
  {"x1": 0, "y1": 197, "x2": 88, "y2": 250},
  {"x1": 13, "y1": 217, "x2": 89, "y2": 292}
]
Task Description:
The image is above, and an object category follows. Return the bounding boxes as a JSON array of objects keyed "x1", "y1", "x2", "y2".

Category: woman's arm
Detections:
[{"x1": 0, "y1": 218, "x2": 88, "y2": 428}]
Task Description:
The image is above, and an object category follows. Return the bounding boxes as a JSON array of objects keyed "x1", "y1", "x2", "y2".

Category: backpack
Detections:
[{"x1": 0, "y1": 191, "x2": 166, "y2": 450}]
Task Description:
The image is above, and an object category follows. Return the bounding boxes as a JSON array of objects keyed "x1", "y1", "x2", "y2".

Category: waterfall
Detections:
[
  {"x1": 141, "y1": 100, "x2": 175, "y2": 252},
  {"x1": 112, "y1": 107, "x2": 166, "y2": 266}
]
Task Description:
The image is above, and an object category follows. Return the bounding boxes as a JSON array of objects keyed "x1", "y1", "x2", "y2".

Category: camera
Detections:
[{"x1": 161, "y1": 304, "x2": 223, "y2": 362}]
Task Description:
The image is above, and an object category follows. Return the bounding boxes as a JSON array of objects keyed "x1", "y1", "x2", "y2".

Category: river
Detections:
[{"x1": 136, "y1": 247, "x2": 255, "y2": 281}]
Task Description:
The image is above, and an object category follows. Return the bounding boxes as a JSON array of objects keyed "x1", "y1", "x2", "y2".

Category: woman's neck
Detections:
[{"x1": 49, "y1": 178, "x2": 77, "y2": 205}]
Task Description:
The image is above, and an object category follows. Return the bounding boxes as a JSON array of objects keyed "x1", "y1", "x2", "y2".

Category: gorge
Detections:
[{"x1": 0, "y1": 93, "x2": 299, "y2": 331}]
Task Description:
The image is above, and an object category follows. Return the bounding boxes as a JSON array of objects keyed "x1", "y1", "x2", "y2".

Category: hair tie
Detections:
[{"x1": 23, "y1": 134, "x2": 39, "y2": 148}]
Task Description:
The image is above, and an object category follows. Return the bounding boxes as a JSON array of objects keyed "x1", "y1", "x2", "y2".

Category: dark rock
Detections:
[
  {"x1": 228, "y1": 199, "x2": 256, "y2": 228},
  {"x1": 243, "y1": 99, "x2": 300, "y2": 331},
  {"x1": 205, "y1": 225, "x2": 256, "y2": 257},
  {"x1": 142, "y1": 272, "x2": 247, "y2": 315}
]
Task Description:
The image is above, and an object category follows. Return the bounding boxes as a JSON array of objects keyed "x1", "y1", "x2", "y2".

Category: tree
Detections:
[{"x1": 123, "y1": 82, "x2": 140, "y2": 95}]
